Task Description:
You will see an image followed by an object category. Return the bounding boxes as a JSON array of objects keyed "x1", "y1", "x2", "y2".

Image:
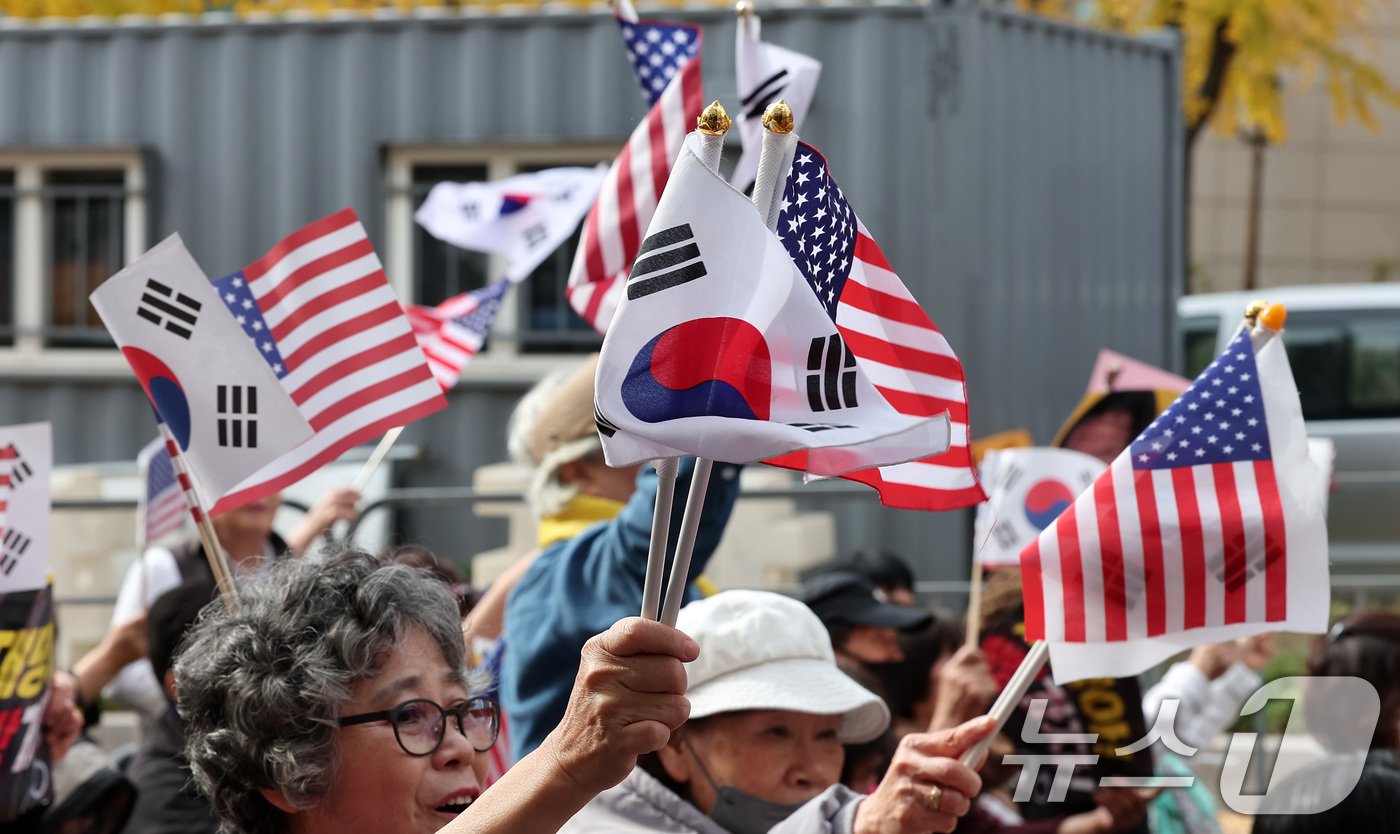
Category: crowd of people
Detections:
[{"x1": 22, "y1": 355, "x2": 1400, "y2": 834}]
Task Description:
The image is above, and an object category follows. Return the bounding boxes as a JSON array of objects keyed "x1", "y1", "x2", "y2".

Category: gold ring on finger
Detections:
[{"x1": 926, "y1": 784, "x2": 943, "y2": 813}]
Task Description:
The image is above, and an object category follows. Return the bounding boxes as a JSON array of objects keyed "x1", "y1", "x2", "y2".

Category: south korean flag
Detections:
[
  {"x1": 0, "y1": 423, "x2": 51, "y2": 594},
  {"x1": 91, "y1": 236, "x2": 314, "y2": 510}
]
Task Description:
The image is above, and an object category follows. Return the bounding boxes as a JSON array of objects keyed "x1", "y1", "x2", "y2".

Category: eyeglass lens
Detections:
[{"x1": 391, "y1": 698, "x2": 499, "y2": 755}]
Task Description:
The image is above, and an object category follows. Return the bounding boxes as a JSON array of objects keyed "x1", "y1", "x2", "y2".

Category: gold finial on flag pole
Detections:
[
  {"x1": 736, "y1": 0, "x2": 755, "y2": 17},
  {"x1": 1243, "y1": 300, "x2": 1268, "y2": 327},
  {"x1": 697, "y1": 100, "x2": 733, "y2": 136},
  {"x1": 762, "y1": 99, "x2": 795, "y2": 134}
]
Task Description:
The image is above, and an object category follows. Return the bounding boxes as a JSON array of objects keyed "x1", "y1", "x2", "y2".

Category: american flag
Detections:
[
  {"x1": 210, "y1": 209, "x2": 447, "y2": 514},
  {"x1": 137, "y1": 436, "x2": 188, "y2": 546},
  {"x1": 406, "y1": 279, "x2": 510, "y2": 390},
  {"x1": 1021, "y1": 327, "x2": 1329, "y2": 681},
  {"x1": 565, "y1": 4, "x2": 703, "y2": 334},
  {"x1": 766, "y1": 143, "x2": 985, "y2": 511}
]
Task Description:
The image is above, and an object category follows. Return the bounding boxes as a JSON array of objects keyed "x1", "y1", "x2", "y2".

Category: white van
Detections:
[{"x1": 1178, "y1": 285, "x2": 1400, "y2": 571}]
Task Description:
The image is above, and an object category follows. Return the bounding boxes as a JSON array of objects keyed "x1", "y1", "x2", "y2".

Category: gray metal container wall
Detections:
[{"x1": 0, "y1": 3, "x2": 1181, "y2": 581}]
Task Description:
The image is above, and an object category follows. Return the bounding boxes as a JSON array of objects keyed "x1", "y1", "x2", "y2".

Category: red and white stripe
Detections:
[
  {"x1": 406, "y1": 293, "x2": 492, "y2": 391},
  {"x1": 212, "y1": 210, "x2": 447, "y2": 514},
  {"x1": 1022, "y1": 455, "x2": 1288, "y2": 644},
  {"x1": 161, "y1": 433, "x2": 208, "y2": 526},
  {"x1": 770, "y1": 229, "x2": 985, "y2": 511},
  {"x1": 565, "y1": 28, "x2": 703, "y2": 334}
]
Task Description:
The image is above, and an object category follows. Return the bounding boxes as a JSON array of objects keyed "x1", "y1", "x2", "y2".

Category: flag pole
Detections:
[
  {"x1": 352, "y1": 426, "x2": 403, "y2": 492},
  {"x1": 959, "y1": 639, "x2": 1048, "y2": 768},
  {"x1": 158, "y1": 425, "x2": 239, "y2": 610},
  {"x1": 649, "y1": 101, "x2": 732, "y2": 625},
  {"x1": 964, "y1": 563, "x2": 984, "y2": 646}
]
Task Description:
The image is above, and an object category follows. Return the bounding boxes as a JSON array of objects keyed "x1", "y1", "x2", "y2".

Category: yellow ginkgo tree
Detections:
[{"x1": 1024, "y1": 0, "x2": 1400, "y2": 148}]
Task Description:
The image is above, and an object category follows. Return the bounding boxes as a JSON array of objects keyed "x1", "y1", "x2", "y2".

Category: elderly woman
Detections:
[
  {"x1": 175, "y1": 548, "x2": 694, "y2": 834},
  {"x1": 562, "y1": 590, "x2": 995, "y2": 834}
]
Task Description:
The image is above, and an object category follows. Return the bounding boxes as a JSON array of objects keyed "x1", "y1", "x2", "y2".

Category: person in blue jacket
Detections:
[{"x1": 501, "y1": 355, "x2": 742, "y2": 763}]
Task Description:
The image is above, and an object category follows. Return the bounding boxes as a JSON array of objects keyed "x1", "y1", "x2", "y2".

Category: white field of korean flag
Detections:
[
  {"x1": 0, "y1": 422, "x2": 50, "y2": 594},
  {"x1": 594, "y1": 132, "x2": 950, "y2": 474},
  {"x1": 1022, "y1": 326, "x2": 1330, "y2": 683},
  {"x1": 91, "y1": 235, "x2": 315, "y2": 510},
  {"x1": 973, "y1": 447, "x2": 1106, "y2": 568}
]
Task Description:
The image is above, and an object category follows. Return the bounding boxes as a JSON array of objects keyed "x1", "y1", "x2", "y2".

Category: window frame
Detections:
[
  {"x1": 384, "y1": 143, "x2": 617, "y2": 361},
  {"x1": 0, "y1": 149, "x2": 147, "y2": 375}
]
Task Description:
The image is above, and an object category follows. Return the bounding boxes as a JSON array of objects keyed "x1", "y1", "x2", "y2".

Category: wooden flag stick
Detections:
[
  {"x1": 965, "y1": 563, "x2": 985, "y2": 647},
  {"x1": 353, "y1": 426, "x2": 404, "y2": 492},
  {"x1": 157, "y1": 424, "x2": 239, "y2": 610},
  {"x1": 960, "y1": 639, "x2": 1048, "y2": 768},
  {"x1": 645, "y1": 101, "x2": 731, "y2": 624}
]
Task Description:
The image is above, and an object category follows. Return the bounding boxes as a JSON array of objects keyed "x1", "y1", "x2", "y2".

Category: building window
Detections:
[
  {"x1": 46, "y1": 169, "x2": 129, "y2": 348},
  {"x1": 386, "y1": 146, "x2": 614, "y2": 356},
  {"x1": 0, "y1": 151, "x2": 146, "y2": 355}
]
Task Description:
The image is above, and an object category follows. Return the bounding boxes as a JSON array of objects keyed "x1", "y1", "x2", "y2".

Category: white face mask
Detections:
[{"x1": 683, "y1": 737, "x2": 808, "y2": 834}]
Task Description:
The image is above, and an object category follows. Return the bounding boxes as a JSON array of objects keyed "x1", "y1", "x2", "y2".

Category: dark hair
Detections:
[
  {"x1": 147, "y1": 576, "x2": 218, "y2": 696},
  {"x1": 800, "y1": 550, "x2": 916, "y2": 596},
  {"x1": 873, "y1": 615, "x2": 963, "y2": 720},
  {"x1": 837, "y1": 660, "x2": 895, "y2": 789},
  {"x1": 1307, "y1": 611, "x2": 1400, "y2": 749},
  {"x1": 380, "y1": 545, "x2": 481, "y2": 616}
]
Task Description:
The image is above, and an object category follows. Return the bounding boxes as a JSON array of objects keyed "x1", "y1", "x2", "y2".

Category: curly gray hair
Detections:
[{"x1": 175, "y1": 548, "x2": 469, "y2": 834}]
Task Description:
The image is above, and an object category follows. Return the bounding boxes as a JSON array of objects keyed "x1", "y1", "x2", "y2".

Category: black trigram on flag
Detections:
[
  {"x1": 806, "y1": 334, "x2": 858, "y2": 412},
  {"x1": 0, "y1": 444, "x2": 31, "y2": 485},
  {"x1": 594, "y1": 402, "x2": 619, "y2": 438},
  {"x1": 137, "y1": 278, "x2": 202, "y2": 339},
  {"x1": 216, "y1": 385, "x2": 259, "y2": 448},
  {"x1": 742, "y1": 69, "x2": 791, "y2": 120},
  {"x1": 627, "y1": 224, "x2": 707, "y2": 300},
  {"x1": 0, "y1": 528, "x2": 31, "y2": 575}
]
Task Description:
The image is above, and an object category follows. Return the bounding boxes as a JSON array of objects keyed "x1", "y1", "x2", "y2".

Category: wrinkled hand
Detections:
[
  {"x1": 1236, "y1": 633, "x2": 1275, "y2": 672},
  {"x1": 287, "y1": 486, "x2": 361, "y2": 554},
  {"x1": 928, "y1": 646, "x2": 999, "y2": 732},
  {"x1": 854, "y1": 716, "x2": 995, "y2": 834},
  {"x1": 43, "y1": 671, "x2": 84, "y2": 762},
  {"x1": 541, "y1": 618, "x2": 696, "y2": 796}
]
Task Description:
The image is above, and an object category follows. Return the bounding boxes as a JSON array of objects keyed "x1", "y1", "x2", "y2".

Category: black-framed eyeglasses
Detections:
[{"x1": 338, "y1": 697, "x2": 500, "y2": 756}]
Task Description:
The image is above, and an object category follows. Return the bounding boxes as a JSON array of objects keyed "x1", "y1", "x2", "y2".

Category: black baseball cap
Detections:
[{"x1": 795, "y1": 572, "x2": 932, "y2": 631}]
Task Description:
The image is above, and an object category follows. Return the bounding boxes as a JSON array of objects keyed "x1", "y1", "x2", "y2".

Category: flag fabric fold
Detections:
[
  {"x1": 730, "y1": 11, "x2": 821, "y2": 192},
  {"x1": 414, "y1": 166, "x2": 606, "y2": 282},
  {"x1": 210, "y1": 209, "x2": 448, "y2": 514},
  {"x1": 974, "y1": 447, "x2": 1107, "y2": 568},
  {"x1": 763, "y1": 143, "x2": 986, "y2": 511},
  {"x1": 595, "y1": 132, "x2": 950, "y2": 474},
  {"x1": 91, "y1": 235, "x2": 315, "y2": 510},
  {"x1": 566, "y1": 5, "x2": 704, "y2": 334},
  {"x1": 406, "y1": 279, "x2": 511, "y2": 390},
  {"x1": 1022, "y1": 328, "x2": 1330, "y2": 682}
]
